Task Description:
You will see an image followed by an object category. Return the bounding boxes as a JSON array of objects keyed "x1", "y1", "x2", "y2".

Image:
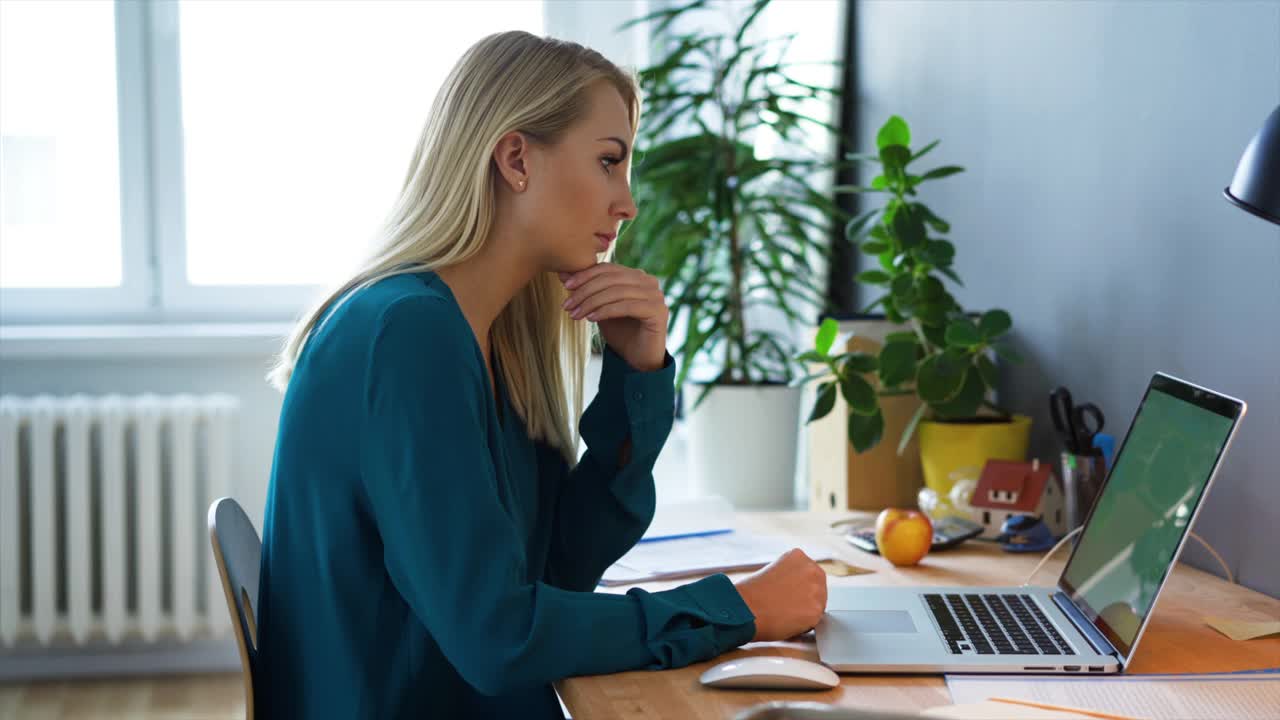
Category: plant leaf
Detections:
[
  {"x1": 843, "y1": 353, "x2": 878, "y2": 373},
  {"x1": 945, "y1": 319, "x2": 983, "y2": 347},
  {"x1": 808, "y1": 381, "x2": 837, "y2": 424},
  {"x1": 795, "y1": 349, "x2": 827, "y2": 364},
  {"x1": 920, "y1": 165, "x2": 965, "y2": 181},
  {"x1": 856, "y1": 270, "x2": 891, "y2": 285},
  {"x1": 918, "y1": 276, "x2": 947, "y2": 301},
  {"x1": 916, "y1": 204, "x2": 951, "y2": 233},
  {"x1": 897, "y1": 401, "x2": 929, "y2": 456},
  {"x1": 909, "y1": 139, "x2": 940, "y2": 164},
  {"x1": 789, "y1": 368, "x2": 830, "y2": 387},
  {"x1": 979, "y1": 309, "x2": 1012, "y2": 339},
  {"x1": 860, "y1": 239, "x2": 889, "y2": 255},
  {"x1": 879, "y1": 144, "x2": 911, "y2": 173},
  {"x1": 732, "y1": 0, "x2": 770, "y2": 44},
  {"x1": 924, "y1": 239, "x2": 956, "y2": 266},
  {"x1": 840, "y1": 372, "x2": 878, "y2": 415},
  {"x1": 876, "y1": 115, "x2": 910, "y2": 151},
  {"x1": 815, "y1": 317, "x2": 839, "y2": 355},
  {"x1": 618, "y1": 0, "x2": 708, "y2": 33},
  {"x1": 878, "y1": 340, "x2": 919, "y2": 387},
  {"x1": 844, "y1": 209, "x2": 879, "y2": 239},
  {"x1": 921, "y1": 322, "x2": 948, "y2": 349},
  {"x1": 929, "y1": 365, "x2": 985, "y2": 419},
  {"x1": 892, "y1": 205, "x2": 926, "y2": 250},
  {"x1": 977, "y1": 354, "x2": 999, "y2": 389},
  {"x1": 916, "y1": 353, "x2": 966, "y2": 404},
  {"x1": 938, "y1": 266, "x2": 964, "y2": 286},
  {"x1": 848, "y1": 408, "x2": 885, "y2": 453}
]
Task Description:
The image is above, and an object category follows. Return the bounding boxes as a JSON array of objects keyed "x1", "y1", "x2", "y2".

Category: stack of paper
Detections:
[
  {"x1": 601, "y1": 531, "x2": 833, "y2": 586},
  {"x1": 601, "y1": 496, "x2": 834, "y2": 586},
  {"x1": 638, "y1": 495, "x2": 735, "y2": 543},
  {"x1": 944, "y1": 669, "x2": 1280, "y2": 720},
  {"x1": 921, "y1": 700, "x2": 1115, "y2": 719}
]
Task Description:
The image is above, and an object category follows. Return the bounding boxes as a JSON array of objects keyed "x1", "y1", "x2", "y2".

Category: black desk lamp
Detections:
[{"x1": 1224, "y1": 104, "x2": 1280, "y2": 226}]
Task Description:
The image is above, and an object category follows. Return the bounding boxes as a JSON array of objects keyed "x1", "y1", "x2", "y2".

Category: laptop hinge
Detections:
[{"x1": 1053, "y1": 592, "x2": 1119, "y2": 659}]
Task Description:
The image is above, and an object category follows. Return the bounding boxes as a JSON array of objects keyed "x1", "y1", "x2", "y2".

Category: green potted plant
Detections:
[
  {"x1": 616, "y1": 0, "x2": 846, "y2": 507},
  {"x1": 797, "y1": 115, "x2": 1031, "y2": 504}
]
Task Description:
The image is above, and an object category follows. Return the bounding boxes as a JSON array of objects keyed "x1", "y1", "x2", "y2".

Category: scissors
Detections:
[{"x1": 1049, "y1": 386, "x2": 1105, "y2": 454}]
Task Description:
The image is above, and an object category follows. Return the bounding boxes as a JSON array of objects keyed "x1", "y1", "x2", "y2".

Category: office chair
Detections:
[{"x1": 208, "y1": 497, "x2": 262, "y2": 720}]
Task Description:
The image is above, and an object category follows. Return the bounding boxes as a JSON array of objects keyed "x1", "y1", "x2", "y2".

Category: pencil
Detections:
[{"x1": 988, "y1": 696, "x2": 1142, "y2": 720}]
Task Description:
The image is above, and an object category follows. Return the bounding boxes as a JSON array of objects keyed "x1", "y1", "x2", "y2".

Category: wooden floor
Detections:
[{"x1": 0, "y1": 673, "x2": 244, "y2": 720}]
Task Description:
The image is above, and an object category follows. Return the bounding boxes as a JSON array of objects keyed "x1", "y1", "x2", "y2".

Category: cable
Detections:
[
  {"x1": 1021, "y1": 527, "x2": 1081, "y2": 586},
  {"x1": 1189, "y1": 531, "x2": 1235, "y2": 585},
  {"x1": 1021, "y1": 527, "x2": 1234, "y2": 586}
]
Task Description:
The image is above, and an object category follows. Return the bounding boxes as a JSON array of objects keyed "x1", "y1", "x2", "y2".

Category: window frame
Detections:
[
  {"x1": 0, "y1": 0, "x2": 703, "y2": 326},
  {"x1": 146, "y1": 0, "x2": 321, "y2": 321},
  {"x1": 0, "y1": 0, "x2": 154, "y2": 324}
]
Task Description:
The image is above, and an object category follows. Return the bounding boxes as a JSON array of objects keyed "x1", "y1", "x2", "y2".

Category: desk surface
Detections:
[{"x1": 556, "y1": 510, "x2": 1280, "y2": 719}]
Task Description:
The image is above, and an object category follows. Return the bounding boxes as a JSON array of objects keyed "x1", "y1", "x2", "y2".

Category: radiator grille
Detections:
[{"x1": 0, "y1": 394, "x2": 239, "y2": 647}]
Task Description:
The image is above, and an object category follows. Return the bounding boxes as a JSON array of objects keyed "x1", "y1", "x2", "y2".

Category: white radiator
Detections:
[{"x1": 0, "y1": 394, "x2": 239, "y2": 648}]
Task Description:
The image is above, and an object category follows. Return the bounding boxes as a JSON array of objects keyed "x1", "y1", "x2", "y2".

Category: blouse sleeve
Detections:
[
  {"x1": 542, "y1": 345, "x2": 677, "y2": 591},
  {"x1": 360, "y1": 298, "x2": 755, "y2": 696}
]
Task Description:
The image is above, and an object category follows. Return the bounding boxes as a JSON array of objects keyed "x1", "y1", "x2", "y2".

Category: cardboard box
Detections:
[{"x1": 806, "y1": 319, "x2": 925, "y2": 511}]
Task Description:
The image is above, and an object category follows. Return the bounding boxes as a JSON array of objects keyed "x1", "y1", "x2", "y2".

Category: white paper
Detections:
[
  {"x1": 945, "y1": 671, "x2": 1280, "y2": 720},
  {"x1": 600, "y1": 531, "x2": 832, "y2": 586},
  {"x1": 921, "y1": 700, "x2": 1100, "y2": 719},
  {"x1": 639, "y1": 495, "x2": 735, "y2": 542}
]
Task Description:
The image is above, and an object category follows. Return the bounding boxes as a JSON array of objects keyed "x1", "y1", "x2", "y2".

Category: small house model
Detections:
[{"x1": 970, "y1": 459, "x2": 1067, "y2": 539}]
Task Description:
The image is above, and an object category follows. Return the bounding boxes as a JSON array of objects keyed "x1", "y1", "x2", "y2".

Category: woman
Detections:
[{"x1": 257, "y1": 30, "x2": 827, "y2": 718}]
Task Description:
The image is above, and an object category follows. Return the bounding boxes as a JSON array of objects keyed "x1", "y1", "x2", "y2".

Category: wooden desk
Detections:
[{"x1": 557, "y1": 510, "x2": 1280, "y2": 719}]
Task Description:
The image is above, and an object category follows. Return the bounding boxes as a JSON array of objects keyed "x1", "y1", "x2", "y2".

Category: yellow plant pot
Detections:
[{"x1": 918, "y1": 415, "x2": 1033, "y2": 500}]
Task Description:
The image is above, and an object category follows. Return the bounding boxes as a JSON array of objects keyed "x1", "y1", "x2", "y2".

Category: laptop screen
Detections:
[{"x1": 1057, "y1": 373, "x2": 1244, "y2": 661}]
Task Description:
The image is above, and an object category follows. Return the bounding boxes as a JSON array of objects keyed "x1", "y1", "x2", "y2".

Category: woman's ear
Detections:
[{"x1": 493, "y1": 131, "x2": 530, "y2": 192}]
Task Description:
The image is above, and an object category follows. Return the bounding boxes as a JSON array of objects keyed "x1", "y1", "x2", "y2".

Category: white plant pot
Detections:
[{"x1": 684, "y1": 383, "x2": 802, "y2": 509}]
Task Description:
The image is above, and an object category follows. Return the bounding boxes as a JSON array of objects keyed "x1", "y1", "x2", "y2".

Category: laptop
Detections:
[{"x1": 816, "y1": 372, "x2": 1246, "y2": 674}]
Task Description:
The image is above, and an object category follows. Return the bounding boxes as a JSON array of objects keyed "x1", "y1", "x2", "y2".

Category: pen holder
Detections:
[{"x1": 1060, "y1": 451, "x2": 1107, "y2": 537}]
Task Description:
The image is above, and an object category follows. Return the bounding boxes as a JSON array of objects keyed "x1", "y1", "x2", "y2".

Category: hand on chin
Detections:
[{"x1": 557, "y1": 262, "x2": 669, "y2": 372}]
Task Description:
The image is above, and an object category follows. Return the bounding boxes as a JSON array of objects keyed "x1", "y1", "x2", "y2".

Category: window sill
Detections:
[{"x1": 0, "y1": 323, "x2": 292, "y2": 359}]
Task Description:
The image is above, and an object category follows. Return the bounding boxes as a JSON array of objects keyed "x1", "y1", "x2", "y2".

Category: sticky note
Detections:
[
  {"x1": 818, "y1": 559, "x2": 873, "y2": 577},
  {"x1": 1204, "y1": 616, "x2": 1280, "y2": 641}
]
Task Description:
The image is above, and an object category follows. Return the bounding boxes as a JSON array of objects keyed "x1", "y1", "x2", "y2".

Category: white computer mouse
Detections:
[{"x1": 699, "y1": 655, "x2": 840, "y2": 690}]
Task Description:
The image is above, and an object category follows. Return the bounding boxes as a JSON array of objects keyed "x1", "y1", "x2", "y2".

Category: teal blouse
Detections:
[{"x1": 256, "y1": 271, "x2": 756, "y2": 718}]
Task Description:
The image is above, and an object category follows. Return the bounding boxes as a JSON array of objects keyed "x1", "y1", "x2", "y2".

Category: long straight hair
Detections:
[{"x1": 268, "y1": 32, "x2": 640, "y2": 466}]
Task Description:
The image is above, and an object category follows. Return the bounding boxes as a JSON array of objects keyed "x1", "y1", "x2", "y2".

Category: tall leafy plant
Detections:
[
  {"x1": 616, "y1": 0, "x2": 846, "y2": 409},
  {"x1": 797, "y1": 116, "x2": 1020, "y2": 454}
]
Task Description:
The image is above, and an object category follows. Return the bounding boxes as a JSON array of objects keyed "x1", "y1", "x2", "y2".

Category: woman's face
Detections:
[{"x1": 517, "y1": 81, "x2": 638, "y2": 273}]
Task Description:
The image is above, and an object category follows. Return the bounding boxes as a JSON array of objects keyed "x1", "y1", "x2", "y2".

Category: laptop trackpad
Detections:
[{"x1": 832, "y1": 610, "x2": 917, "y2": 633}]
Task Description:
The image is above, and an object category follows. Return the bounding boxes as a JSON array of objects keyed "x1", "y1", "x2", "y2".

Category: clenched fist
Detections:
[{"x1": 733, "y1": 548, "x2": 828, "y2": 642}]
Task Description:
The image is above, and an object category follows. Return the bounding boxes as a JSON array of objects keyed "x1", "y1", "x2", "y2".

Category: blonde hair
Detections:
[{"x1": 267, "y1": 31, "x2": 641, "y2": 466}]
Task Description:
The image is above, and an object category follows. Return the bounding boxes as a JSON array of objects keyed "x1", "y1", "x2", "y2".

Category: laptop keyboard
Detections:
[{"x1": 923, "y1": 593, "x2": 1077, "y2": 656}]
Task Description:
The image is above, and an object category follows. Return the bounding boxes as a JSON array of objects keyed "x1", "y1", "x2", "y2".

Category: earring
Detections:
[{"x1": 518, "y1": 179, "x2": 526, "y2": 189}]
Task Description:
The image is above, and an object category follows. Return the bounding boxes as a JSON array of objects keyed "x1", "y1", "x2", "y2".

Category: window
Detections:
[
  {"x1": 176, "y1": 0, "x2": 542, "y2": 289},
  {"x1": 0, "y1": 0, "x2": 543, "y2": 323},
  {"x1": 1, "y1": 1, "x2": 835, "y2": 325},
  {"x1": 0, "y1": 1, "x2": 122, "y2": 289}
]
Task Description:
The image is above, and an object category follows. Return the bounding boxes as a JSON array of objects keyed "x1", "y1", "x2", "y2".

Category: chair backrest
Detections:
[{"x1": 208, "y1": 497, "x2": 262, "y2": 720}]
